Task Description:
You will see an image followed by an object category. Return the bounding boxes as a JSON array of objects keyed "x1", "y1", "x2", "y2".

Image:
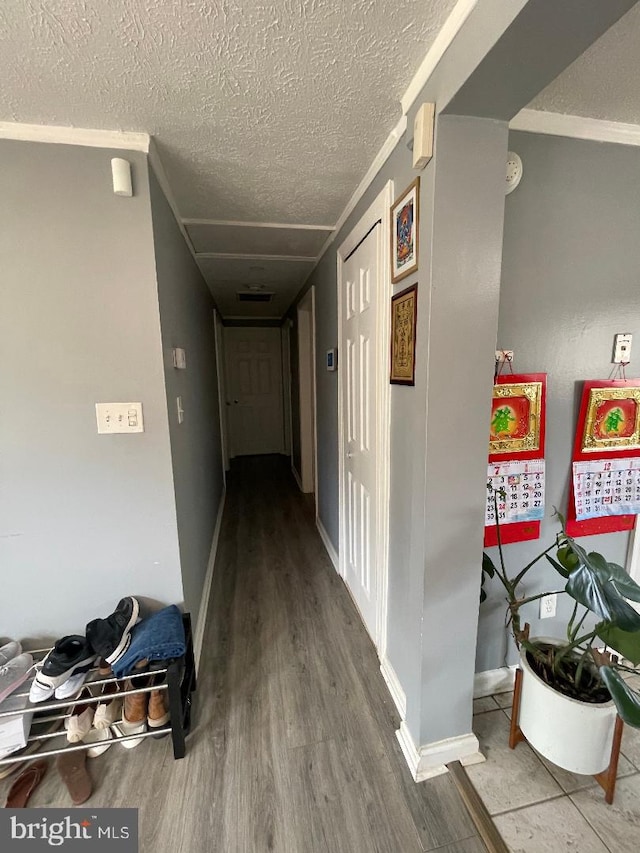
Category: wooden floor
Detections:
[{"x1": 3, "y1": 456, "x2": 486, "y2": 853}]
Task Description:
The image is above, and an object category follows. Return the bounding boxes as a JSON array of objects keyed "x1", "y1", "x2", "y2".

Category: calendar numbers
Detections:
[
  {"x1": 485, "y1": 460, "x2": 545, "y2": 526},
  {"x1": 573, "y1": 458, "x2": 640, "y2": 521}
]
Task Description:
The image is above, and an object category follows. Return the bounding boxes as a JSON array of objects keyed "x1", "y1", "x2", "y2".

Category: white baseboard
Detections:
[
  {"x1": 193, "y1": 487, "x2": 226, "y2": 674},
  {"x1": 380, "y1": 656, "x2": 407, "y2": 719},
  {"x1": 291, "y1": 464, "x2": 303, "y2": 492},
  {"x1": 473, "y1": 665, "x2": 517, "y2": 699},
  {"x1": 396, "y1": 721, "x2": 483, "y2": 782},
  {"x1": 316, "y1": 517, "x2": 339, "y2": 573}
]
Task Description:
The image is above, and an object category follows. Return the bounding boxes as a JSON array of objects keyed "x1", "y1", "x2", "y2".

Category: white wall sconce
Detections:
[{"x1": 111, "y1": 157, "x2": 133, "y2": 197}]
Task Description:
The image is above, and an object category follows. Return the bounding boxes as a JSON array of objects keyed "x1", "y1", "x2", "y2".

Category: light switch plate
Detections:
[
  {"x1": 96, "y1": 402, "x2": 144, "y2": 434},
  {"x1": 172, "y1": 347, "x2": 187, "y2": 369}
]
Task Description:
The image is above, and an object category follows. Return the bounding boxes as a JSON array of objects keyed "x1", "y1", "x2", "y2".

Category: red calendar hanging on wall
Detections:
[
  {"x1": 567, "y1": 379, "x2": 640, "y2": 538},
  {"x1": 484, "y1": 373, "x2": 547, "y2": 547}
]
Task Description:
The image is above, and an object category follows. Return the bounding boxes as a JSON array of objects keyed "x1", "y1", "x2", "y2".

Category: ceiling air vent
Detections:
[{"x1": 237, "y1": 291, "x2": 274, "y2": 303}]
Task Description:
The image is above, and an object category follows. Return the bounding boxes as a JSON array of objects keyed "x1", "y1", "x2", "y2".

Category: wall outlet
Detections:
[
  {"x1": 613, "y1": 333, "x2": 632, "y2": 364},
  {"x1": 540, "y1": 593, "x2": 557, "y2": 619}
]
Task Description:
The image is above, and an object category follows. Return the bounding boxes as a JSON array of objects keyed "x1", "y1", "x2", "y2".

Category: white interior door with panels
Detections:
[
  {"x1": 337, "y1": 182, "x2": 392, "y2": 651},
  {"x1": 224, "y1": 326, "x2": 285, "y2": 457}
]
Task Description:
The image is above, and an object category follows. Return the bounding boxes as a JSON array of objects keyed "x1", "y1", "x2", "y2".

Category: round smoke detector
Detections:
[{"x1": 506, "y1": 151, "x2": 523, "y2": 194}]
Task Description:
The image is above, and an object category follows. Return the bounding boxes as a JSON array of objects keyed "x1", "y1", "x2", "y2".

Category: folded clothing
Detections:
[{"x1": 112, "y1": 605, "x2": 185, "y2": 678}]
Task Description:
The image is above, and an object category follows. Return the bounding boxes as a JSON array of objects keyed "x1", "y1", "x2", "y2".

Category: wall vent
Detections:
[{"x1": 237, "y1": 291, "x2": 274, "y2": 303}]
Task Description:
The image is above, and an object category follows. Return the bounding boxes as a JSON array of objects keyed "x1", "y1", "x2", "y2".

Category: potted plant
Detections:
[{"x1": 482, "y1": 488, "x2": 640, "y2": 797}]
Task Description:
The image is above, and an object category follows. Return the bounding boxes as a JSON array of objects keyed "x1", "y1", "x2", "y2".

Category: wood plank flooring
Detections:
[{"x1": 2, "y1": 456, "x2": 486, "y2": 853}]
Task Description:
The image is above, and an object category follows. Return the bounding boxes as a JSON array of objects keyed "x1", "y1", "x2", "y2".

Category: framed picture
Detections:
[
  {"x1": 581, "y1": 384, "x2": 640, "y2": 452},
  {"x1": 390, "y1": 178, "x2": 420, "y2": 283},
  {"x1": 488, "y1": 376, "x2": 546, "y2": 457},
  {"x1": 390, "y1": 284, "x2": 417, "y2": 385}
]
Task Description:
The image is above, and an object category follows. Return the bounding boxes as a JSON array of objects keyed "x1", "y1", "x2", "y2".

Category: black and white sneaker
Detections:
[
  {"x1": 86, "y1": 597, "x2": 140, "y2": 666},
  {"x1": 29, "y1": 636, "x2": 96, "y2": 704}
]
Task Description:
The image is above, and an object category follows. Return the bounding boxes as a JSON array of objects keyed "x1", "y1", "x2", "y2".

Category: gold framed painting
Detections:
[
  {"x1": 488, "y1": 375, "x2": 546, "y2": 457},
  {"x1": 390, "y1": 178, "x2": 420, "y2": 283},
  {"x1": 390, "y1": 284, "x2": 417, "y2": 385},
  {"x1": 581, "y1": 385, "x2": 640, "y2": 452}
]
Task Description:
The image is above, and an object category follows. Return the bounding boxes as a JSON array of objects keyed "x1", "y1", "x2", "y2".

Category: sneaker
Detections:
[
  {"x1": 0, "y1": 653, "x2": 34, "y2": 704},
  {"x1": 29, "y1": 637, "x2": 96, "y2": 704},
  {"x1": 0, "y1": 641, "x2": 22, "y2": 668},
  {"x1": 54, "y1": 665, "x2": 94, "y2": 701},
  {"x1": 86, "y1": 597, "x2": 140, "y2": 666},
  {"x1": 64, "y1": 690, "x2": 95, "y2": 744},
  {"x1": 84, "y1": 726, "x2": 113, "y2": 758}
]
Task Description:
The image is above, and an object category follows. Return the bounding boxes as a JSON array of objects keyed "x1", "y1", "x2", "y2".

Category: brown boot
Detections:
[
  {"x1": 123, "y1": 677, "x2": 149, "y2": 725},
  {"x1": 148, "y1": 676, "x2": 170, "y2": 738}
]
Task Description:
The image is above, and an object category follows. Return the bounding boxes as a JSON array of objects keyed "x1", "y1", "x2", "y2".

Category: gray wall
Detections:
[
  {"x1": 149, "y1": 167, "x2": 224, "y2": 623},
  {"x1": 477, "y1": 131, "x2": 640, "y2": 673},
  {"x1": 289, "y1": 316, "x2": 302, "y2": 478},
  {"x1": 0, "y1": 140, "x2": 183, "y2": 640}
]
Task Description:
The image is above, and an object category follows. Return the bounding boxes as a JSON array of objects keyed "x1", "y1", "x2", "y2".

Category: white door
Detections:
[
  {"x1": 341, "y1": 227, "x2": 380, "y2": 640},
  {"x1": 224, "y1": 327, "x2": 285, "y2": 456}
]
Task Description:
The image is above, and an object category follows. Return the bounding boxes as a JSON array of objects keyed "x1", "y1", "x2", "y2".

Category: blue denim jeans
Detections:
[{"x1": 113, "y1": 605, "x2": 185, "y2": 678}]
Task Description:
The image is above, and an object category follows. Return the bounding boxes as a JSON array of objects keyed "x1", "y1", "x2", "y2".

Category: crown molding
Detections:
[
  {"x1": 0, "y1": 120, "x2": 150, "y2": 151},
  {"x1": 510, "y1": 109, "x2": 640, "y2": 148},
  {"x1": 401, "y1": 0, "x2": 478, "y2": 115},
  {"x1": 183, "y1": 218, "x2": 334, "y2": 231}
]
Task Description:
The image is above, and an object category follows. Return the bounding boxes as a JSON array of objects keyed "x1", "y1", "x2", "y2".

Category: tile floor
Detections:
[{"x1": 469, "y1": 681, "x2": 640, "y2": 853}]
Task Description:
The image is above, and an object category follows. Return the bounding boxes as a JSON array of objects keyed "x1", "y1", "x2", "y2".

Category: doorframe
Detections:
[
  {"x1": 336, "y1": 181, "x2": 393, "y2": 656},
  {"x1": 296, "y1": 287, "x2": 318, "y2": 502},
  {"x1": 627, "y1": 521, "x2": 640, "y2": 591},
  {"x1": 213, "y1": 309, "x2": 230, "y2": 478},
  {"x1": 281, "y1": 321, "x2": 293, "y2": 458}
]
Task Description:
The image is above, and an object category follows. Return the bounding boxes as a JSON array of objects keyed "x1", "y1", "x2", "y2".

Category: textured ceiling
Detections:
[
  {"x1": 529, "y1": 3, "x2": 640, "y2": 124},
  {"x1": 0, "y1": 0, "x2": 459, "y2": 316},
  {"x1": 0, "y1": 0, "x2": 456, "y2": 223}
]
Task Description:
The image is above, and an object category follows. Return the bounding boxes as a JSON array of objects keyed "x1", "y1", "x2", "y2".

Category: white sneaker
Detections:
[
  {"x1": 55, "y1": 670, "x2": 91, "y2": 700},
  {"x1": 84, "y1": 727, "x2": 113, "y2": 758},
  {"x1": 0, "y1": 653, "x2": 34, "y2": 704},
  {"x1": 0, "y1": 641, "x2": 22, "y2": 668},
  {"x1": 65, "y1": 692, "x2": 95, "y2": 744}
]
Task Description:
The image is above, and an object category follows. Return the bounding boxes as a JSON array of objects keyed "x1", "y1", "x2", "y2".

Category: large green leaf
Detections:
[
  {"x1": 597, "y1": 624, "x2": 640, "y2": 666},
  {"x1": 482, "y1": 553, "x2": 496, "y2": 578},
  {"x1": 598, "y1": 666, "x2": 640, "y2": 727},
  {"x1": 563, "y1": 540, "x2": 640, "y2": 632},
  {"x1": 566, "y1": 564, "x2": 640, "y2": 631}
]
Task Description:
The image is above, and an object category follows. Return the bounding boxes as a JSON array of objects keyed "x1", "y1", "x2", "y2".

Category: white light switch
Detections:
[
  {"x1": 96, "y1": 402, "x2": 144, "y2": 434},
  {"x1": 176, "y1": 396, "x2": 184, "y2": 424},
  {"x1": 172, "y1": 348, "x2": 186, "y2": 369},
  {"x1": 613, "y1": 334, "x2": 633, "y2": 364}
]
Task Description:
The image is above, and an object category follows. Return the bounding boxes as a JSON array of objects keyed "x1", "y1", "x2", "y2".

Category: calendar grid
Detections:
[{"x1": 486, "y1": 460, "x2": 545, "y2": 527}]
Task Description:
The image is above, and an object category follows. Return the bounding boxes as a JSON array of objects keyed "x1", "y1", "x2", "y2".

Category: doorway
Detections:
[
  {"x1": 295, "y1": 287, "x2": 317, "y2": 498},
  {"x1": 337, "y1": 182, "x2": 392, "y2": 652},
  {"x1": 223, "y1": 326, "x2": 286, "y2": 457}
]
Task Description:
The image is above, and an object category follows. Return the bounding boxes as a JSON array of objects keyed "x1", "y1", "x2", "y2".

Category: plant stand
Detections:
[{"x1": 509, "y1": 667, "x2": 624, "y2": 804}]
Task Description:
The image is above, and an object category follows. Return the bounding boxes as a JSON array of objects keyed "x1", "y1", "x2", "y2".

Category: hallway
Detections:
[{"x1": 2, "y1": 456, "x2": 485, "y2": 852}]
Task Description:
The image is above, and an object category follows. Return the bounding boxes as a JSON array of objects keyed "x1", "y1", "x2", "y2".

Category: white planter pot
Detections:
[{"x1": 519, "y1": 639, "x2": 617, "y2": 775}]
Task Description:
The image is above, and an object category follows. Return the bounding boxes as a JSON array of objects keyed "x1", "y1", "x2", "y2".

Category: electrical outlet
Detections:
[{"x1": 540, "y1": 593, "x2": 557, "y2": 619}]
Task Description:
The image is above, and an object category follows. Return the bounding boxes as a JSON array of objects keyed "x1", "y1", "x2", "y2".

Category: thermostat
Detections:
[{"x1": 326, "y1": 349, "x2": 337, "y2": 371}]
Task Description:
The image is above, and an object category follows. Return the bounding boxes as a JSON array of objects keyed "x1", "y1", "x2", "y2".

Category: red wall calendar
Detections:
[
  {"x1": 567, "y1": 380, "x2": 640, "y2": 537},
  {"x1": 484, "y1": 374, "x2": 547, "y2": 547}
]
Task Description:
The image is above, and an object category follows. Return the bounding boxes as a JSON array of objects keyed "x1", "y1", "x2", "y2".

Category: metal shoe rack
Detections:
[{"x1": 0, "y1": 613, "x2": 196, "y2": 767}]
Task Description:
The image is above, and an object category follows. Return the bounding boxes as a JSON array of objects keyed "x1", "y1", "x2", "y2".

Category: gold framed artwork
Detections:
[
  {"x1": 581, "y1": 385, "x2": 640, "y2": 452},
  {"x1": 390, "y1": 284, "x2": 417, "y2": 385},
  {"x1": 488, "y1": 378, "x2": 545, "y2": 456},
  {"x1": 390, "y1": 178, "x2": 420, "y2": 283}
]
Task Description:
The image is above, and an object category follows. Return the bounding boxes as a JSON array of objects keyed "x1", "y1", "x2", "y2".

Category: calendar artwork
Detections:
[
  {"x1": 486, "y1": 460, "x2": 546, "y2": 527},
  {"x1": 573, "y1": 459, "x2": 640, "y2": 521},
  {"x1": 567, "y1": 379, "x2": 640, "y2": 538}
]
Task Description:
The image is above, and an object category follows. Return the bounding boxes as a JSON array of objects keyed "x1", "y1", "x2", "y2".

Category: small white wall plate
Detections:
[{"x1": 506, "y1": 151, "x2": 523, "y2": 195}]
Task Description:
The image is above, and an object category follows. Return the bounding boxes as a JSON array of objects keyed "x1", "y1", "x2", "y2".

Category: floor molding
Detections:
[
  {"x1": 291, "y1": 463, "x2": 303, "y2": 492},
  {"x1": 0, "y1": 120, "x2": 150, "y2": 151},
  {"x1": 396, "y1": 721, "x2": 483, "y2": 782},
  {"x1": 380, "y1": 656, "x2": 407, "y2": 719},
  {"x1": 473, "y1": 665, "x2": 517, "y2": 699},
  {"x1": 193, "y1": 487, "x2": 226, "y2": 673},
  {"x1": 447, "y1": 761, "x2": 510, "y2": 853},
  {"x1": 510, "y1": 109, "x2": 640, "y2": 148},
  {"x1": 316, "y1": 517, "x2": 339, "y2": 573}
]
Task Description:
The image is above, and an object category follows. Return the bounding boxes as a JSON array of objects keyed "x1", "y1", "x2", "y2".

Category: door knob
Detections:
[{"x1": 347, "y1": 452, "x2": 354, "y2": 458}]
